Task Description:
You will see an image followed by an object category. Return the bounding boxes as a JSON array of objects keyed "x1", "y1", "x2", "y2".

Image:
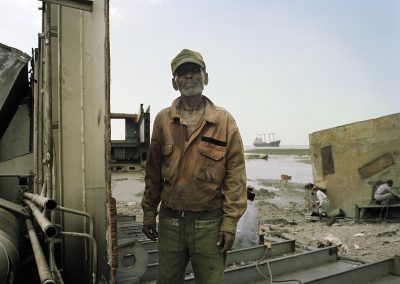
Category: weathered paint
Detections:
[{"x1": 309, "y1": 113, "x2": 400, "y2": 217}]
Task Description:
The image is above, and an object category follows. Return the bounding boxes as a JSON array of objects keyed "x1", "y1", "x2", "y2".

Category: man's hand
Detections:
[
  {"x1": 217, "y1": 231, "x2": 235, "y2": 254},
  {"x1": 142, "y1": 222, "x2": 158, "y2": 241}
]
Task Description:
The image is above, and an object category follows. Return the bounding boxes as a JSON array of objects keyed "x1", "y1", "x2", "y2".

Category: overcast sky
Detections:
[{"x1": 2, "y1": 0, "x2": 400, "y2": 146}]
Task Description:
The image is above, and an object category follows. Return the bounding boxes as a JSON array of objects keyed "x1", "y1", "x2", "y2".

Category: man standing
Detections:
[
  {"x1": 141, "y1": 49, "x2": 247, "y2": 283},
  {"x1": 374, "y1": 179, "x2": 400, "y2": 205}
]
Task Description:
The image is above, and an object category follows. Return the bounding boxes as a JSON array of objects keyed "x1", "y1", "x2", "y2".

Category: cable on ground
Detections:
[{"x1": 255, "y1": 241, "x2": 303, "y2": 284}]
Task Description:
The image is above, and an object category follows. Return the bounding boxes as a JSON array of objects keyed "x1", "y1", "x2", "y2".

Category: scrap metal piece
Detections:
[
  {"x1": 359, "y1": 153, "x2": 395, "y2": 179},
  {"x1": 117, "y1": 239, "x2": 149, "y2": 283},
  {"x1": 0, "y1": 43, "x2": 31, "y2": 140}
]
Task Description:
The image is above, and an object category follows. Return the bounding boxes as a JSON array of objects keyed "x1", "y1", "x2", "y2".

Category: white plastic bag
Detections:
[{"x1": 232, "y1": 200, "x2": 259, "y2": 249}]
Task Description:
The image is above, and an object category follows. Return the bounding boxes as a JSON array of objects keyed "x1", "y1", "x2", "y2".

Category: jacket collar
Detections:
[{"x1": 170, "y1": 95, "x2": 218, "y2": 124}]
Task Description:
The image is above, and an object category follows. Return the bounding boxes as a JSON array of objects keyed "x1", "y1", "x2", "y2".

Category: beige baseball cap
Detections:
[{"x1": 171, "y1": 49, "x2": 206, "y2": 75}]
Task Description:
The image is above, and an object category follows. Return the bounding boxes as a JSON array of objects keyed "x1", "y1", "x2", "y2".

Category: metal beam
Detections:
[
  {"x1": 185, "y1": 247, "x2": 339, "y2": 284},
  {"x1": 227, "y1": 240, "x2": 295, "y2": 266},
  {"x1": 146, "y1": 239, "x2": 296, "y2": 267},
  {"x1": 305, "y1": 258, "x2": 394, "y2": 284},
  {"x1": 0, "y1": 198, "x2": 29, "y2": 217},
  {"x1": 141, "y1": 240, "x2": 296, "y2": 282},
  {"x1": 41, "y1": 0, "x2": 93, "y2": 12},
  {"x1": 110, "y1": 113, "x2": 138, "y2": 119},
  {"x1": 0, "y1": 153, "x2": 33, "y2": 176}
]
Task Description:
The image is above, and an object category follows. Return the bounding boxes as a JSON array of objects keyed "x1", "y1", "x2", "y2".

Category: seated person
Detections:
[
  {"x1": 232, "y1": 186, "x2": 259, "y2": 249},
  {"x1": 374, "y1": 179, "x2": 400, "y2": 205}
]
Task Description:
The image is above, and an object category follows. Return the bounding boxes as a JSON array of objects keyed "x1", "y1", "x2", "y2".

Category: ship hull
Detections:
[{"x1": 253, "y1": 140, "x2": 281, "y2": 147}]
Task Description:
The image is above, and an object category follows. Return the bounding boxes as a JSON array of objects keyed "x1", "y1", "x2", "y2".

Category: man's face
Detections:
[{"x1": 173, "y1": 62, "x2": 208, "y2": 96}]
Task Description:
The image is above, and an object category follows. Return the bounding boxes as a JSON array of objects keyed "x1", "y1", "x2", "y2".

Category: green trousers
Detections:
[{"x1": 157, "y1": 206, "x2": 226, "y2": 284}]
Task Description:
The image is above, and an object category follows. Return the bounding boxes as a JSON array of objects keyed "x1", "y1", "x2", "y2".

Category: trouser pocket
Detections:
[
  {"x1": 194, "y1": 218, "x2": 222, "y2": 255},
  {"x1": 158, "y1": 215, "x2": 181, "y2": 252}
]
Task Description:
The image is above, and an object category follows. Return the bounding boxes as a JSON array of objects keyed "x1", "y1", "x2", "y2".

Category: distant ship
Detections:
[{"x1": 253, "y1": 133, "x2": 281, "y2": 147}]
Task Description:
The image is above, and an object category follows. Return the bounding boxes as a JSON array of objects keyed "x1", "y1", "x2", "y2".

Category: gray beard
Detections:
[{"x1": 180, "y1": 86, "x2": 203, "y2": 97}]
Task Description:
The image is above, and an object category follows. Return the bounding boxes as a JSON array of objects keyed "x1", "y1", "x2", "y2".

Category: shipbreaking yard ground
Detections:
[
  {"x1": 116, "y1": 217, "x2": 400, "y2": 284},
  {"x1": 112, "y1": 170, "x2": 400, "y2": 283}
]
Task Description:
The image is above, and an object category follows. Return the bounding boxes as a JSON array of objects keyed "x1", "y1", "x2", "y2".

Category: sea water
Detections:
[
  {"x1": 112, "y1": 147, "x2": 313, "y2": 203},
  {"x1": 245, "y1": 154, "x2": 312, "y2": 188}
]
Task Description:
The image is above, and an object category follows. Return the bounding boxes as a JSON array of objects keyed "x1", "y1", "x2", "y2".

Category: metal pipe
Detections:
[
  {"x1": 23, "y1": 199, "x2": 57, "y2": 238},
  {"x1": 55, "y1": 205, "x2": 94, "y2": 280},
  {"x1": 49, "y1": 149, "x2": 59, "y2": 281},
  {"x1": 40, "y1": 182, "x2": 47, "y2": 197},
  {"x1": 33, "y1": 48, "x2": 39, "y2": 195},
  {"x1": 36, "y1": 7, "x2": 44, "y2": 200},
  {"x1": 43, "y1": 1, "x2": 53, "y2": 201},
  {"x1": 23, "y1": 192, "x2": 57, "y2": 211},
  {"x1": 49, "y1": 239, "x2": 65, "y2": 284},
  {"x1": 49, "y1": 152, "x2": 59, "y2": 280},
  {"x1": 55, "y1": 205, "x2": 94, "y2": 236},
  {"x1": 26, "y1": 219, "x2": 56, "y2": 284},
  {"x1": 60, "y1": 231, "x2": 97, "y2": 284}
]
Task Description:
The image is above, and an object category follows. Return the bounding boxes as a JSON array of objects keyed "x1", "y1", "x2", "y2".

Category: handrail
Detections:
[{"x1": 60, "y1": 231, "x2": 97, "y2": 284}]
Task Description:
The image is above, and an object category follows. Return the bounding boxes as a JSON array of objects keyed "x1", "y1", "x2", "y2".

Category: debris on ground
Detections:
[{"x1": 116, "y1": 177, "x2": 400, "y2": 262}]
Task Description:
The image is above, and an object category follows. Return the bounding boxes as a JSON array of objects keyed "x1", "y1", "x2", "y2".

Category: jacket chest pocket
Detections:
[
  {"x1": 161, "y1": 144, "x2": 176, "y2": 182},
  {"x1": 197, "y1": 146, "x2": 226, "y2": 185}
]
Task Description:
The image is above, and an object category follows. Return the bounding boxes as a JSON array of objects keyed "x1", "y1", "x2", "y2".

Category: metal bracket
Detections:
[{"x1": 40, "y1": 0, "x2": 93, "y2": 12}]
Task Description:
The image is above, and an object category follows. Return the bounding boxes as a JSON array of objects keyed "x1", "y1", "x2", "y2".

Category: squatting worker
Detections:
[
  {"x1": 374, "y1": 179, "x2": 400, "y2": 205},
  {"x1": 141, "y1": 49, "x2": 247, "y2": 283}
]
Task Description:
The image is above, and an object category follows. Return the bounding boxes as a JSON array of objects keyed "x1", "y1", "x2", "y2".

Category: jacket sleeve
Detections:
[
  {"x1": 141, "y1": 114, "x2": 163, "y2": 225},
  {"x1": 220, "y1": 121, "x2": 247, "y2": 234}
]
